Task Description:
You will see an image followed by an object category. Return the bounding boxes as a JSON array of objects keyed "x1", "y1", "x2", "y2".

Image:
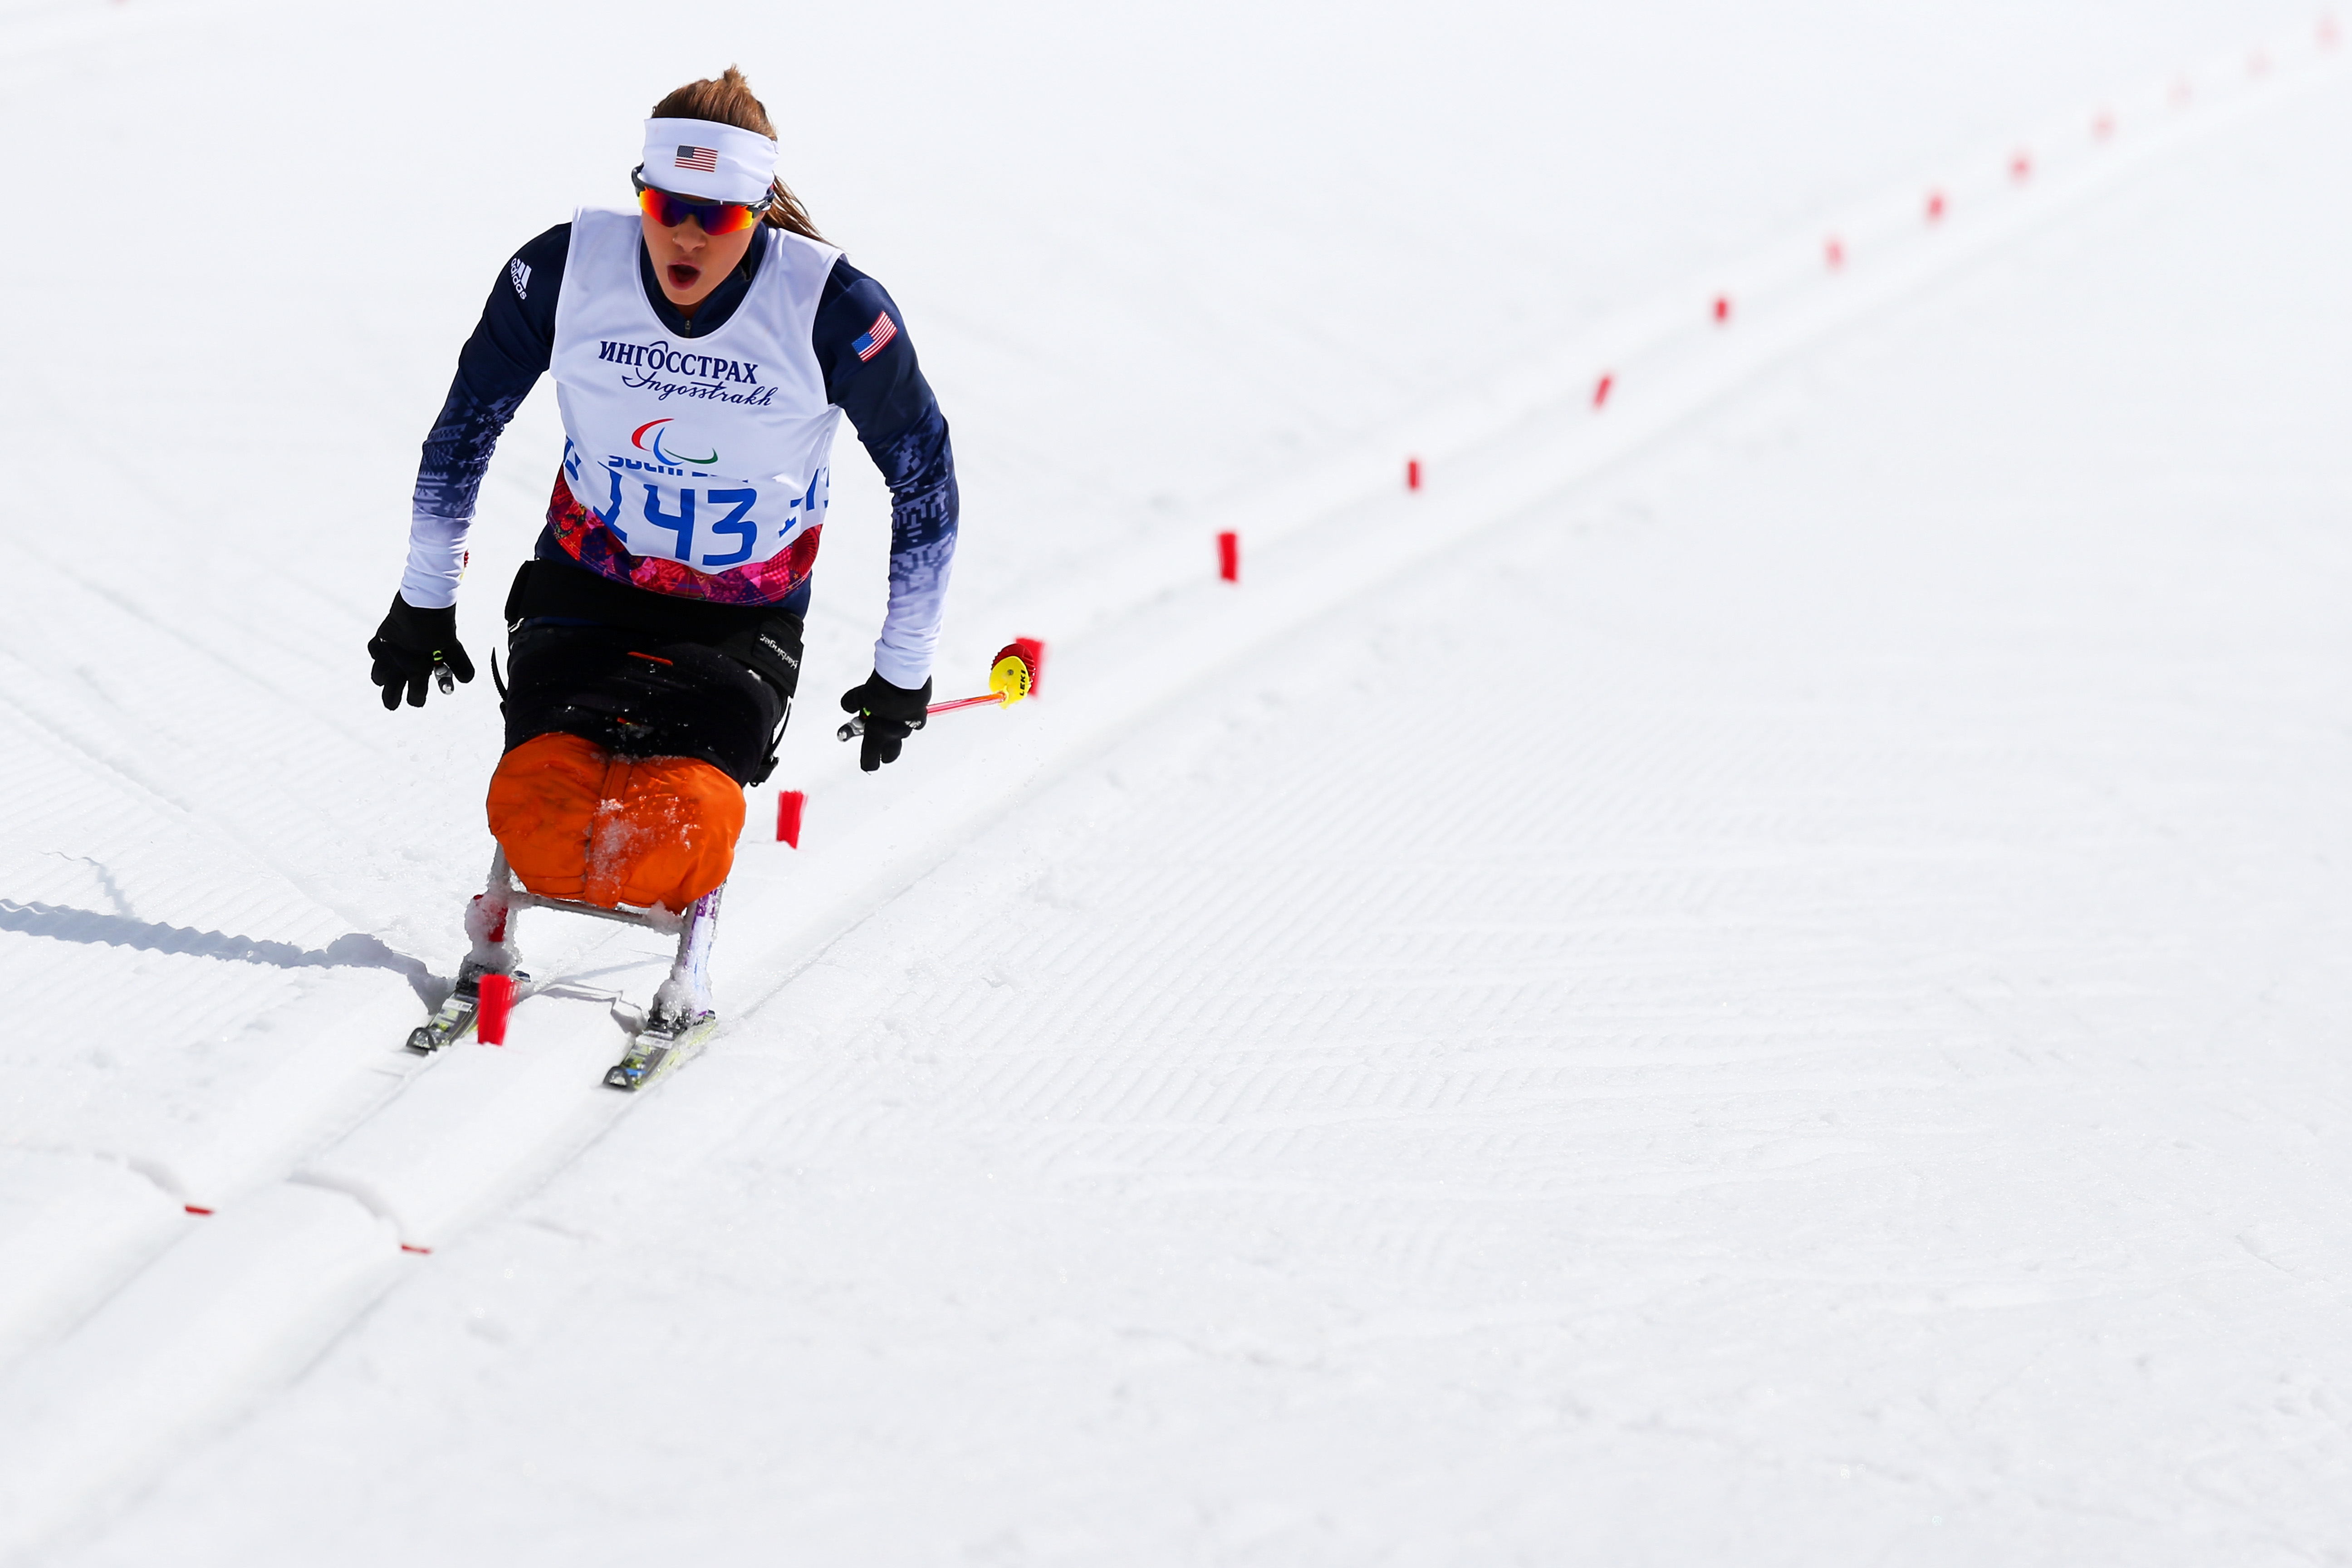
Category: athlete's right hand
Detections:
[{"x1": 368, "y1": 594, "x2": 476, "y2": 710}]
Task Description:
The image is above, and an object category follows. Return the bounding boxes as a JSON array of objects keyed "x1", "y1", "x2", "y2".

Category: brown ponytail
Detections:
[{"x1": 650, "y1": 65, "x2": 827, "y2": 244}]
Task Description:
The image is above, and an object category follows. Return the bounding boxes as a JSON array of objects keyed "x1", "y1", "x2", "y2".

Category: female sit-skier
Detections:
[{"x1": 366, "y1": 67, "x2": 957, "y2": 1077}]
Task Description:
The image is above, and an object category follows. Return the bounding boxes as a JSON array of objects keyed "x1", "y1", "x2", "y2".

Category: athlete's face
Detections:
[{"x1": 641, "y1": 197, "x2": 757, "y2": 316}]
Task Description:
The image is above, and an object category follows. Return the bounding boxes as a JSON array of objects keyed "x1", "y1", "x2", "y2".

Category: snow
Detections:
[{"x1": 3, "y1": 0, "x2": 2351, "y2": 1560}]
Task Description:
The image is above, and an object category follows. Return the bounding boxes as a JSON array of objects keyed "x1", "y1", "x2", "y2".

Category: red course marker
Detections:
[
  {"x1": 2010, "y1": 152, "x2": 2033, "y2": 181},
  {"x1": 1592, "y1": 372, "x2": 1613, "y2": 408},
  {"x1": 776, "y1": 789, "x2": 804, "y2": 847},
  {"x1": 1406, "y1": 457, "x2": 1421, "y2": 491},
  {"x1": 184, "y1": 1205, "x2": 212, "y2": 1216},
  {"x1": 1824, "y1": 236, "x2": 1845, "y2": 269},
  {"x1": 1218, "y1": 531, "x2": 1239, "y2": 583},
  {"x1": 1926, "y1": 190, "x2": 1947, "y2": 222},
  {"x1": 476, "y1": 973, "x2": 514, "y2": 1046},
  {"x1": 1712, "y1": 294, "x2": 1731, "y2": 323}
]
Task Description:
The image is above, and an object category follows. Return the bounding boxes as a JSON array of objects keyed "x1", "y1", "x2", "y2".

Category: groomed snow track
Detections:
[{"x1": 2, "y1": 5, "x2": 2348, "y2": 1560}]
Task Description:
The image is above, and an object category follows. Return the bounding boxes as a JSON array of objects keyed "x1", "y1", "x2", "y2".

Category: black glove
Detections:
[
  {"x1": 367, "y1": 594, "x2": 475, "y2": 711},
  {"x1": 838, "y1": 671, "x2": 931, "y2": 771}
]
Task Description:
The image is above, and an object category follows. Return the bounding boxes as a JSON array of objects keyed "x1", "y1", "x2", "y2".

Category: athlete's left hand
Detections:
[
  {"x1": 368, "y1": 594, "x2": 476, "y2": 710},
  {"x1": 838, "y1": 671, "x2": 931, "y2": 771}
]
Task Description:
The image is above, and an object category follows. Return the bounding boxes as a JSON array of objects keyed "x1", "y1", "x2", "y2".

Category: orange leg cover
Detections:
[{"x1": 485, "y1": 733, "x2": 746, "y2": 913}]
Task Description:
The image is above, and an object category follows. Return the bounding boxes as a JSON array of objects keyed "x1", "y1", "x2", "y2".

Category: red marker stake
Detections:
[
  {"x1": 1218, "y1": 531, "x2": 1239, "y2": 582},
  {"x1": 2010, "y1": 152, "x2": 2032, "y2": 181},
  {"x1": 1592, "y1": 372, "x2": 1613, "y2": 407},
  {"x1": 1824, "y1": 236, "x2": 1845, "y2": 269},
  {"x1": 1406, "y1": 458, "x2": 1421, "y2": 491},
  {"x1": 776, "y1": 790, "x2": 804, "y2": 848},
  {"x1": 1926, "y1": 191, "x2": 1946, "y2": 222},
  {"x1": 1713, "y1": 295, "x2": 1731, "y2": 323},
  {"x1": 476, "y1": 973, "x2": 514, "y2": 1046}
]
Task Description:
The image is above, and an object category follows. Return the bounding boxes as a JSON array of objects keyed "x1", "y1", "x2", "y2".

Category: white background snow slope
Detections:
[{"x1": 2, "y1": 0, "x2": 2351, "y2": 1562}]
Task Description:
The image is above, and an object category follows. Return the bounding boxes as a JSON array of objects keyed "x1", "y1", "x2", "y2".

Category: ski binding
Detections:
[
  {"x1": 603, "y1": 1003, "x2": 720, "y2": 1092},
  {"x1": 405, "y1": 957, "x2": 528, "y2": 1054}
]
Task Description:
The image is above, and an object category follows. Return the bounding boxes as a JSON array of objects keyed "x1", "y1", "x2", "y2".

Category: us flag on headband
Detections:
[
  {"x1": 852, "y1": 310, "x2": 898, "y2": 362},
  {"x1": 674, "y1": 145, "x2": 719, "y2": 173}
]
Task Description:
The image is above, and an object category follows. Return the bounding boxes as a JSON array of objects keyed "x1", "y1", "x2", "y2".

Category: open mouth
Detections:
[{"x1": 667, "y1": 263, "x2": 701, "y2": 290}]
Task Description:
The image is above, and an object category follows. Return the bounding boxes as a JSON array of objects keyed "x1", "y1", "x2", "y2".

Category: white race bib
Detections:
[{"x1": 549, "y1": 208, "x2": 844, "y2": 574}]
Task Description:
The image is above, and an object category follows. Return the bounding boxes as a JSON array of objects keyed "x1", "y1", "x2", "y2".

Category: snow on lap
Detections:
[{"x1": 64, "y1": 74, "x2": 2352, "y2": 1568}]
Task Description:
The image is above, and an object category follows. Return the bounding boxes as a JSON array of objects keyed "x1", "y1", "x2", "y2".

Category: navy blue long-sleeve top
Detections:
[{"x1": 404, "y1": 222, "x2": 958, "y2": 686}]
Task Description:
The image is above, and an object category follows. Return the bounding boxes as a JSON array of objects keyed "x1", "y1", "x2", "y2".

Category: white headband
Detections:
[{"x1": 640, "y1": 117, "x2": 778, "y2": 205}]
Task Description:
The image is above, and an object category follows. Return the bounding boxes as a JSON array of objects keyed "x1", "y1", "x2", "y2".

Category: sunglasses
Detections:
[{"x1": 631, "y1": 167, "x2": 772, "y2": 235}]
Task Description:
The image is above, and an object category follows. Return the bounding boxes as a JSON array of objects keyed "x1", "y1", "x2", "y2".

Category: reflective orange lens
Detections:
[{"x1": 637, "y1": 186, "x2": 762, "y2": 235}]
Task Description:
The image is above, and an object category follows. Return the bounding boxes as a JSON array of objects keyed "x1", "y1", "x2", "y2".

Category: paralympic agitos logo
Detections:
[
  {"x1": 631, "y1": 417, "x2": 716, "y2": 467},
  {"x1": 599, "y1": 338, "x2": 778, "y2": 407}
]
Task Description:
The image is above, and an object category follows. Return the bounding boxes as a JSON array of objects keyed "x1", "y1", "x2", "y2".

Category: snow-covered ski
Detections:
[
  {"x1": 404, "y1": 864, "x2": 530, "y2": 1053},
  {"x1": 604, "y1": 883, "x2": 725, "y2": 1091},
  {"x1": 603, "y1": 1004, "x2": 720, "y2": 1091},
  {"x1": 406, "y1": 957, "x2": 491, "y2": 1053},
  {"x1": 405, "y1": 957, "x2": 536, "y2": 1053}
]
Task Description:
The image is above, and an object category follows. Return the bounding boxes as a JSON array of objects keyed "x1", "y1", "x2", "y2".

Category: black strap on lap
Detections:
[
  {"x1": 501, "y1": 560, "x2": 805, "y2": 785},
  {"x1": 506, "y1": 559, "x2": 800, "y2": 697}
]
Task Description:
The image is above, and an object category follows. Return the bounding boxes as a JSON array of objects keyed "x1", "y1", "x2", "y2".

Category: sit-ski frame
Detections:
[{"x1": 458, "y1": 846, "x2": 715, "y2": 1044}]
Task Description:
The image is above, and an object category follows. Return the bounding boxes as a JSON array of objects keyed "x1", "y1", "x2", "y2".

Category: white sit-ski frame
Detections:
[{"x1": 466, "y1": 847, "x2": 722, "y2": 1024}]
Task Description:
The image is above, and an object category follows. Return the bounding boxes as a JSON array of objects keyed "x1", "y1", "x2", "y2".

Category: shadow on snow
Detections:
[{"x1": 0, "y1": 900, "x2": 426, "y2": 977}]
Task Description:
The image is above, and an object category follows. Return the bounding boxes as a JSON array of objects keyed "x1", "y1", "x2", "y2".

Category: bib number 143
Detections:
[
  {"x1": 580, "y1": 462, "x2": 827, "y2": 569},
  {"x1": 629, "y1": 484, "x2": 760, "y2": 567}
]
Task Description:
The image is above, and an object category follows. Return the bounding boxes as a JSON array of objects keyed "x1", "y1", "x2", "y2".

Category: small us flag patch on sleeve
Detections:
[
  {"x1": 674, "y1": 145, "x2": 719, "y2": 173},
  {"x1": 852, "y1": 311, "x2": 898, "y2": 362}
]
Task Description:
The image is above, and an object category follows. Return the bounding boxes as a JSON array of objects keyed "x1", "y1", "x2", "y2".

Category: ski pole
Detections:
[{"x1": 838, "y1": 641, "x2": 1039, "y2": 741}]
